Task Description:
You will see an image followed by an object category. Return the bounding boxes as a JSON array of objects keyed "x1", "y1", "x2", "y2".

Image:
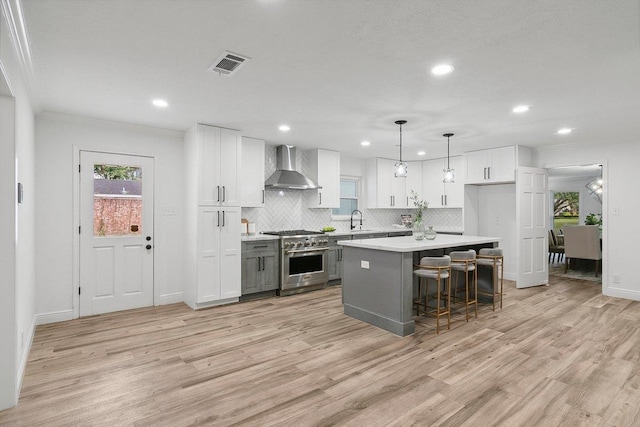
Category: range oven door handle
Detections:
[{"x1": 285, "y1": 247, "x2": 330, "y2": 255}]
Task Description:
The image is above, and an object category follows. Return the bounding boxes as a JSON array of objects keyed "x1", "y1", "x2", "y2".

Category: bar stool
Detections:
[
  {"x1": 413, "y1": 255, "x2": 451, "y2": 334},
  {"x1": 477, "y1": 248, "x2": 504, "y2": 311},
  {"x1": 449, "y1": 250, "x2": 478, "y2": 321}
]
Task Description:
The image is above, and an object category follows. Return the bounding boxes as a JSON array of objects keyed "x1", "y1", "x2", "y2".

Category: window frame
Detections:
[{"x1": 331, "y1": 176, "x2": 361, "y2": 220}]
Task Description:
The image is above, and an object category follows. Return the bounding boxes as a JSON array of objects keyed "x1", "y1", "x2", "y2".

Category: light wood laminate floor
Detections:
[{"x1": 2, "y1": 276, "x2": 640, "y2": 426}]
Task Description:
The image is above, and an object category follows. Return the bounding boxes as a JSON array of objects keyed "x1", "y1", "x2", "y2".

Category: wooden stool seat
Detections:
[
  {"x1": 449, "y1": 250, "x2": 478, "y2": 321},
  {"x1": 477, "y1": 247, "x2": 504, "y2": 311},
  {"x1": 413, "y1": 255, "x2": 451, "y2": 334}
]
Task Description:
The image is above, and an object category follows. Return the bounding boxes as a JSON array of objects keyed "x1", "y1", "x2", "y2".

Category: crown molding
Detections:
[{"x1": 1, "y1": 0, "x2": 39, "y2": 110}]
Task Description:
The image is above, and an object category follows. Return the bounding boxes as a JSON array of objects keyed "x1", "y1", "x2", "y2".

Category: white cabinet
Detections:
[
  {"x1": 405, "y1": 161, "x2": 423, "y2": 206},
  {"x1": 465, "y1": 146, "x2": 516, "y2": 184},
  {"x1": 366, "y1": 158, "x2": 417, "y2": 208},
  {"x1": 306, "y1": 149, "x2": 340, "y2": 209},
  {"x1": 422, "y1": 156, "x2": 464, "y2": 208},
  {"x1": 195, "y1": 207, "x2": 241, "y2": 304},
  {"x1": 184, "y1": 124, "x2": 242, "y2": 309},
  {"x1": 240, "y1": 137, "x2": 265, "y2": 207},
  {"x1": 186, "y1": 124, "x2": 241, "y2": 206}
]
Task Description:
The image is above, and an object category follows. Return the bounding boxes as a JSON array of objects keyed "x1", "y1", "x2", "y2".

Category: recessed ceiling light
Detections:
[
  {"x1": 279, "y1": 124, "x2": 290, "y2": 132},
  {"x1": 417, "y1": 151, "x2": 426, "y2": 156},
  {"x1": 512, "y1": 105, "x2": 530, "y2": 113},
  {"x1": 557, "y1": 128, "x2": 573, "y2": 135},
  {"x1": 152, "y1": 99, "x2": 168, "y2": 108},
  {"x1": 431, "y1": 64, "x2": 454, "y2": 75},
  {"x1": 361, "y1": 141, "x2": 370, "y2": 146}
]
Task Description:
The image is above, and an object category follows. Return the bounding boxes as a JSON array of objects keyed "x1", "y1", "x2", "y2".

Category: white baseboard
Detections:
[
  {"x1": 504, "y1": 272, "x2": 517, "y2": 281},
  {"x1": 35, "y1": 309, "x2": 73, "y2": 325},
  {"x1": 157, "y1": 292, "x2": 184, "y2": 305},
  {"x1": 604, "y1": 286, "x2": 640, "y2": 301},
  {"x1": 16, "y1": 315, "x2": 36, "y2": 401}
]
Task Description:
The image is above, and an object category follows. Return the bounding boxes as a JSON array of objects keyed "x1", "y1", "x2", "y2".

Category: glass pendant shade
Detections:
[
  {"x1": 394, "y1": 120, "x2": 408, "y2": 178},
  {"x1": 443, "y1": 168, "x2": 455, "y2": 183},
  {"x1": 442, "y1": 133, "x2": 455, "y2": 183},
  {"x1": 395, "y1": 161, "x2": 408, "y2": 177}
]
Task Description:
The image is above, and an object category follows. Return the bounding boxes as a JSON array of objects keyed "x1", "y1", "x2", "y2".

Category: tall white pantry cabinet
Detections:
[{"x1": 184, "y1": 124, "x2": 242, "y2": 309}]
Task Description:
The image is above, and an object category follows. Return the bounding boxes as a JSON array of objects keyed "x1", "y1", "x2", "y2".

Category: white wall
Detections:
[
  {"x1": 0, "y1": 5, "x2": 37, "y2": 409},
  {"x1": 35, "y1": 113, "x2": 185, "y2": 322},
  {"x1": 477, "y1": 184, "x2": 517, "y2": 279},
  {"x1": 538, "y1": 141, "x2": 638, "y2": 300}
]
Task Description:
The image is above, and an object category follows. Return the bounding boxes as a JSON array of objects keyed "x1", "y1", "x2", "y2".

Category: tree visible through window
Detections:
[
  {"x1": 553, "y1": 191, "x2": 579, "y2": 229},
  {"x1": 332, "y1": 178, "x2": 359, "y2": 216}
]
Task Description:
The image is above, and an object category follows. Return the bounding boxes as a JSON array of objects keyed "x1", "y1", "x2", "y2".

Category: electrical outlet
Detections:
[
  {"x1": 361, "y1": 260, "x2": 370, "y2": 269},
  {"x1": 613, "y1": 274, "x2": 621, "y2": 284},
  {"x1": 162, "y1": 207, "x2": 177, "y2": 216}
]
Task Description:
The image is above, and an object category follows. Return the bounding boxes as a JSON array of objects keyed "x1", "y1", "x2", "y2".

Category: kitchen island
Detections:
[{"x1": 338, "y1": 234, "x2": 501, "y2": 336}]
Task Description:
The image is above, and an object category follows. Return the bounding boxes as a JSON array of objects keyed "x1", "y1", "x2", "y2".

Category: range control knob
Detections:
[
  {"x1": 311, "y1": 240, "x2": 317, "y2": 246},
  {"x1": 304, "y1": 240, "x2": 311, "y2": 247}
]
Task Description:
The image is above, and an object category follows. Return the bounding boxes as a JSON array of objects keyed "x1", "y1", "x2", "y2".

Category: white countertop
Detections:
[
  {"x1": 240, "y1": 226, "x2": 464, "y2": 241},
  {"x1": 338, "y1": 234, "x2": 500, "y2": 253},
  {"x1": 241, "y1": 234, "x2": 280, "y2": 242}
]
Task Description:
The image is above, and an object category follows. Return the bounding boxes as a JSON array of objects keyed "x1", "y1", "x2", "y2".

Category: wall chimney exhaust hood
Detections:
[{"x1": 264, "y1": 145, "x2": 321, "y2": 190}]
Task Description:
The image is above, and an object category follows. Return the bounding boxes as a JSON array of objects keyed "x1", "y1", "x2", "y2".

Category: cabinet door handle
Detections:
[
  {"x1": 217, "y1": 186, "x2": 221, "y2": 202},
  {"x1": 445, "y1": 195, "x2": 448, "y2": 206},
  {"x1": 222, "y1": 210, "x2": 225, "y2": 226},
  {"x1": 217, "y1": 211, "x2": 220, "y2": 227},
  {"x1": 262, "y1": 256, "x2": 266, "y2": 271},
  {"x1": 487, "y1": 167, "x2": 491, "y2": 180},
  {"x1": 253, "y1": 245, "x2": 268, "y2": 249},
  {"x1": 406, "y1": 196, "x2": 409, "y2": 206},
  {"x1": 258, "y1": 256, "x2": 261, "y2": 271},
  {"x1": 319, "y1": 193, "x2": 322, "y2": 205},
  {"x1": 222, "y1": 186, "x2": 226, "y2": 202},
  {"x1": 262, "y1": 190, "x2": 265, "y2": 204}
]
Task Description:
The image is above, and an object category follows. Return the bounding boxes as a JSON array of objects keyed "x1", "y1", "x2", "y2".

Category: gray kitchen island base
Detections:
[
  {"x1": 339, "y1": 235, "x2": 501, "y2": 337},
  {"x1": 342, "y1": 248, "x2": 415, "y2": 336}
]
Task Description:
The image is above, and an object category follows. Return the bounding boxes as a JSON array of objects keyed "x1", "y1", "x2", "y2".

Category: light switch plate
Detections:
[{"x1": 361, "y1": 260, "x2": 369, "y2": 269}]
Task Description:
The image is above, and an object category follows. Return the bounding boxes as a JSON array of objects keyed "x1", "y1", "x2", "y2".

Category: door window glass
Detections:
[{"x1": 93, "y1": 164, "x2": 142, "y2": 236}]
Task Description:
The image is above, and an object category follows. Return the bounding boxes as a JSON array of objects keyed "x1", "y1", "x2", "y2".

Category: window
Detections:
[
  {"x1": 332, "y1": 177, "x2": 359, "y2": 218},
  {"x1": 553, "y1": 191, "x2": 579, "y2": 230}
]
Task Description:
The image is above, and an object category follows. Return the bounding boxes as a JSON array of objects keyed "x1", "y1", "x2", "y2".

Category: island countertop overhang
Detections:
[{"x1": 337, "y1": 234, "x2": 501, "y2": 253}]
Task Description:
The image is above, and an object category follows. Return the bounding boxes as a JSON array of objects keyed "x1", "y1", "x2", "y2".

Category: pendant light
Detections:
[
  {"x1": 394, "y1": 120, "x2": 408, "y2": 177},
  {"x1": 443, "y1": 133, "x2": 455, "y2": 183}
]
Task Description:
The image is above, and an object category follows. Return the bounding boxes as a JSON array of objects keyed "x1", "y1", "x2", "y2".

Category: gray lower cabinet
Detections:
[
  {"x1": 328, "y1": 236, "x2": 349, "y2": 282},
  {"x1": 241, "y1": 240, "x2": 279, "y2": 295}
]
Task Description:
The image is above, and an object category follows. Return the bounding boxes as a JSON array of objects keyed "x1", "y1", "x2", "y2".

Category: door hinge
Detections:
[
  {"x1": 78, "y1": 287, "x2": 81, "y2": 295},
  {"x1": 79, "y1": 225, "x2": 81, "y2": 234},
  {"x1": 78, "y1": 164, "x2": 81, "y2": 173}
]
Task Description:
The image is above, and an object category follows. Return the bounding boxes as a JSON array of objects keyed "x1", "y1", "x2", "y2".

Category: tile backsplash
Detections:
[{"x1": 241, "y1": 145, "x2": 463, "y2": 232}]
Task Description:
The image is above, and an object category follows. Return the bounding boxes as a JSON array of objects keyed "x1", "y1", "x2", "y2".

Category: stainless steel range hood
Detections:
[{"x1": 264, "y1": 145, "x2": 321, "y2": 190}]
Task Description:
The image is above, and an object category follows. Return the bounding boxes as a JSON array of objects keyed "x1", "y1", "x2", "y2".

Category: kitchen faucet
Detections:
[{"x1": 350, "y1": 210, "x2": 363, "y2": 230}]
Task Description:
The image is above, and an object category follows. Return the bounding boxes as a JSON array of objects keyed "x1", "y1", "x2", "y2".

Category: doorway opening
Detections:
[{"x1": 547, "y1": 164, "x2": 604, "y2": 285}]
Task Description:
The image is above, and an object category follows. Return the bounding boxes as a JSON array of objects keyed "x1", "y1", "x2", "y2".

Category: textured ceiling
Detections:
[{"x1": 20, "y1": 0, "x2": 640, "y2": 160}]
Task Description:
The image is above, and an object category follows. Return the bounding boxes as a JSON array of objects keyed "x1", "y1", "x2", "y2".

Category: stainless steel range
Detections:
[{"x1": 262, "y1": 230, "x2": 329, "y2": 296}]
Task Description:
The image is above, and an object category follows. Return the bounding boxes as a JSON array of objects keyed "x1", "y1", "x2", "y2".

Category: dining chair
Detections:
[{"x1": 563, "y1": 225, "x2": 602, "y2": 276}]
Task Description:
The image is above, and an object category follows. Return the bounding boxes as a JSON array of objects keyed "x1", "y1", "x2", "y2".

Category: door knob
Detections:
[{"x1": 146, "y1": 244, "x2": 152, "y2": 250}]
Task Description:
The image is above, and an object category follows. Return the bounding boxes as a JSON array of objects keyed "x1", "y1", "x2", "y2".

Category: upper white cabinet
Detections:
[
  {"x1": 240, "y1": 137, "x2": 265, "y2": 207},
  {"x1": 465, "y1": 146, "x2": 516, "y2": 184},
  {"x1": 422, "y1": 156, "x2": 463, "y2": 208},
  {"x1": 185, "y1": 124, "x2": 241, "y2": 206},
  {"x1": 306, "y1": 149, "x2": 340, "y2": 209},
  {"x1": 366, "y1": 158, "x2": 423, "y2": 208},
  {"x1": 404, "y1": 161, "x2": 423, "y2": 206}
]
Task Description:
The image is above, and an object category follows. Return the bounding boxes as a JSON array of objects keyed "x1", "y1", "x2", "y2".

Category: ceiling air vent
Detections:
[{"x1": 208, "y1": 51, "x2": 250, "y2": 76}]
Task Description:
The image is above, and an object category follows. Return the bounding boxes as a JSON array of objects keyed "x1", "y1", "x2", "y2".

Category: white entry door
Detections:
[
  {"x1": 516, "y1": 167, "x2": 548, "y2": 288},
  {"x1": 80, "y1": 151, "x2": 154, "y2": 316}
]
